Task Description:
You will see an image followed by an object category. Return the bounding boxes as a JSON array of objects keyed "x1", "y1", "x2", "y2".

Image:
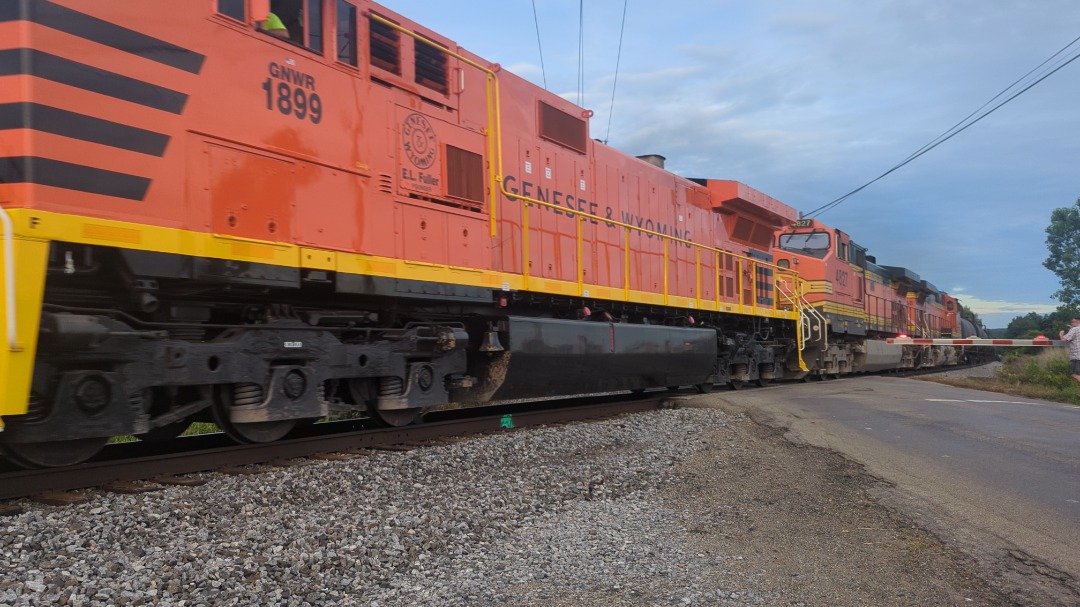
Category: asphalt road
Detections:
[{"x1": 711, "y1": 376, "x2": 1080, "y2": 604}]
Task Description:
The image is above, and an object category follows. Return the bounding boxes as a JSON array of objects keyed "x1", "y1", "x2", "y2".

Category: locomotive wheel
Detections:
[
  {"x1": 211, "y1": 385, "x2": 296, "y2": 444},
  {"x1": 369, "y1": 407, "x2": 422, "y2": 428},
  {"x1": 755, "y1": 378, "x2": 770, "y2": 387},
  {"x1": 693, "y1": 382, "x2": 713, "y2": 394},
  {"x1": 347, "y1": 378, "x2": 420, "y2": 427},
  {"x1": 728, "y1": 380, "x2": 745, "y2": 391},
  {"x1": 1, "y1": 437, "x2": 108, "y2": 469},
  {"x1": 137, "y1": 421, "x2": 190, "y2": 443}
]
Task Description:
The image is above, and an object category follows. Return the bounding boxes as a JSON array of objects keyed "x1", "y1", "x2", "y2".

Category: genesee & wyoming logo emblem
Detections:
[{"x1": 402, "y1": 113, "x2": 438, "y2": 169}]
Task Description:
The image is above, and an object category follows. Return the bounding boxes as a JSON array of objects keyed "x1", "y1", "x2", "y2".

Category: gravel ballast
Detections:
[{"x1": 0, "y1": 405, "x2": 1013, "y2": 606}]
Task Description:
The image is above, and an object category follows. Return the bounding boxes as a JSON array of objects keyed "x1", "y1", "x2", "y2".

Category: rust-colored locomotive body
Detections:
[{"x1": 0, "y1": 0, "x2": 810, "y2": 466}]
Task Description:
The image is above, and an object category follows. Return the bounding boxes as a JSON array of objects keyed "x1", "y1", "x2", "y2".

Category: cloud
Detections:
[
  {"x1": 383, "y1": 0, "x2": 1078, "y2": 324},
  {"x1": 503, "y1": 62, "x2": 544, "y2": 81},
  {"x1": 950, "y1": 293, "x2": 1059, "y2": 317}
]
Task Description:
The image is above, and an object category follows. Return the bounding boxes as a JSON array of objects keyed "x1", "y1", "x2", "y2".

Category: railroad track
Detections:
[
  {"x1": 0, "y1": 394, "x2": 669, "y2": 504},
  {"x1": 1, "y1": 363, "x2": 990, "y2": 505}
]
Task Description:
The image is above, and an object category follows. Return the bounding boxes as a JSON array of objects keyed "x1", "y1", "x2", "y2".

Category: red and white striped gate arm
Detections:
[{"x1": 885, "y1": 337, "x2": 1064, "y2": 347}]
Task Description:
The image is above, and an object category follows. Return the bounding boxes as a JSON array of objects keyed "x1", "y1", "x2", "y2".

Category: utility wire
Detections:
[
  {"x1": 603, "y1": 0, "x2": 629, "y2": 144},
  {"x1": 531, "y1": 0, "x2": 547, "y2": 89},
  {"x1": 805, "y1": 35, "x2": 1080, "y2": 219},
  {"x1": 892, "y1": 33, "x2": 1080, "y2": 173},
  {"x1": 577, "y1": 0, "x2": 585, "y2": 106}
]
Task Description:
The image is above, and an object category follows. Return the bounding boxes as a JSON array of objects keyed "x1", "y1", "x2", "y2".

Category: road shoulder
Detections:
[{"x1": 662, "y1": 404, "x2": 1013, "y2": 606}]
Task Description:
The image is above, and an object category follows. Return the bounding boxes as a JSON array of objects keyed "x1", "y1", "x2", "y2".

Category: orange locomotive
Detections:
[
  {"x1": 774, "y1": 218, "x2": 964, "y2": 377},
  {"x1": 0, "y1": 0, "x2": 808, "y2": 466}
]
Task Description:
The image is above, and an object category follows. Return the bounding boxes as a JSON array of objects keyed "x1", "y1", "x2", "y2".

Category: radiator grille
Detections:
[
  {"x1": 415, "y1": 40, "x2": 449, "y2": 95},
  {"x1": 446, "y1": 145, "x2": 484, "y2": 207},
  {"x1": 369, "y1": 16, "x2": 401, "y2": 75},
  {"x1": 538, "y1": 101, "x2": 587, "y2": 154}
]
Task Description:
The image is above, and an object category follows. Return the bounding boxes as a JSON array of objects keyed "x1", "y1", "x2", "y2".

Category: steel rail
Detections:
[{"x1": 0, "y1": 398, "x2": 663, "y2": 500}]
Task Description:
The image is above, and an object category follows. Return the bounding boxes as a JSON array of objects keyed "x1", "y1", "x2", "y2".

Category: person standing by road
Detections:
[{"x1": 1059, "y1": 317, "x2": 1080, "y2": 393}]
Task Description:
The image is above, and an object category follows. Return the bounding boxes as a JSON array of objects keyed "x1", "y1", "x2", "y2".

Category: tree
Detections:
[
  {"x1": 1046, "y1": 306, "x2": 1080, "y2": 336},
  {"x1": 1044, "y1": 198, "x2": 1080, "y2": 308},
  {"x1": 1004, "y1": 306, "x2": 1078, "y2": 338},
  {"x1": 956, "y1": 301, "x2": 986, "y2": 334},
  {"x1": 1005, "y1": 311, "x2": 1045, "y2": 338}
]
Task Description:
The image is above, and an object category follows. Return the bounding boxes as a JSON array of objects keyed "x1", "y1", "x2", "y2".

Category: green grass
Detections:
[
  {"x1": 182, "y1": 422, "x2": 221, "y2": 436},
  {"x1": 922, "y1": 349, "x2": 1080, "y2": 406},
  {"x1": 108, "y1": 421, "x2": 221, "y2": 444}
]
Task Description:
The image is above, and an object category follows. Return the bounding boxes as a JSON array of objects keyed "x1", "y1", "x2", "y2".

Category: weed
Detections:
[{"x1": 925, "y1": 351, "x2": 1080, "y2": 406}]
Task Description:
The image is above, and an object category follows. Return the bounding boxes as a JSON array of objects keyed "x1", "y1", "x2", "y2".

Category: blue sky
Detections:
[{"x1": 381, "y1": 0, "x2": 1079, "y2": 328}]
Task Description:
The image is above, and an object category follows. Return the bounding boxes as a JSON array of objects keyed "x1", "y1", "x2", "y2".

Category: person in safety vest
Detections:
[{"x1": 260, "y1": 12, "x2": 289, "y2": 38}]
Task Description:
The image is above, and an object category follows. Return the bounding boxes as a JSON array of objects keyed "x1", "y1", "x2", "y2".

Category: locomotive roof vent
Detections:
[{"x1": 636, "y1": 154, "x2": 666, "y2": 169}]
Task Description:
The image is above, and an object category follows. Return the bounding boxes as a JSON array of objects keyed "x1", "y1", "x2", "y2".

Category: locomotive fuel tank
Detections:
[{"x1": 452, "y1": 317, "x2": 718, "y2": 402}]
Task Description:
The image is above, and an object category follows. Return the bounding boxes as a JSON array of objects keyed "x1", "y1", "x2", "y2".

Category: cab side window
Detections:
[
  {"x1": 304, "y1": 1, "x2": 323, "y2": 53},
  {"x1": 337, "y1": 0, "x2": 358, "y2": 66},
  {"x1": 270, "y1": 0, "x2": 324, "y2": 53},
  {"x1": 218, "y1": 0, "x2": 245, "y2": 21}
]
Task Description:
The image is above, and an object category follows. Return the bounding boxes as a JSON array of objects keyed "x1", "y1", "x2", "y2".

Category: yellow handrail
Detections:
[
  {"x1": 773, "y1": 276, "x2": 810, "y2": 371},
  {"x1": 0, "y1": 205, "x2": 16, "y2": 349},
  {"x1": 695, "y1": 248, "x2": 702, "y2": 310},
  {"x1": 576, "y1": 214, "x2": 584, "y2": 293},
  {"x1": 369, "y1": 14, "x2": 504, "y2": 237},
  {"x1": 504, "y1": 190, "x2": 801, "y2": 309},
  {"x1": 372, "y1": 13, "x2": 802, "y2": 318}
]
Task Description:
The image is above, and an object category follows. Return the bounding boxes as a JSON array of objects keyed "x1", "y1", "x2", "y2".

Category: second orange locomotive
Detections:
[{"x1": 775, "y1": 218, "x2": 964, "y2": 375}]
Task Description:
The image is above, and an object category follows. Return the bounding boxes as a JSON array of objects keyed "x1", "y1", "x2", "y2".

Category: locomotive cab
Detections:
[{"x1": 776, "y1": 218, "x2": 867, "y2": 336}]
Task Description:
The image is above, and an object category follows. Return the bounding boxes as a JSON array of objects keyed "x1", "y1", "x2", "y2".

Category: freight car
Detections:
[{"x1": 0, "y1": 0, "x2": 819, "y2": 467}]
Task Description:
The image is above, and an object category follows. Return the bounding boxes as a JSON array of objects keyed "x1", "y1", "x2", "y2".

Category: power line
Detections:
[
  {"x1": 531, "y1": 0, "x2": 547, "y2": 90},
  {"x1": 805, "y1": 35, "x2": 1080, "y2": 219},
  {"x1": 577, "y1": 0, "x2": 585, "y2": 107},
  {"x1": 892, "y1": 33, "x2": 1080, "y2": 174},
  {"x1": 603, "y1": 0, "x2": 629, "y2": 145}
]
